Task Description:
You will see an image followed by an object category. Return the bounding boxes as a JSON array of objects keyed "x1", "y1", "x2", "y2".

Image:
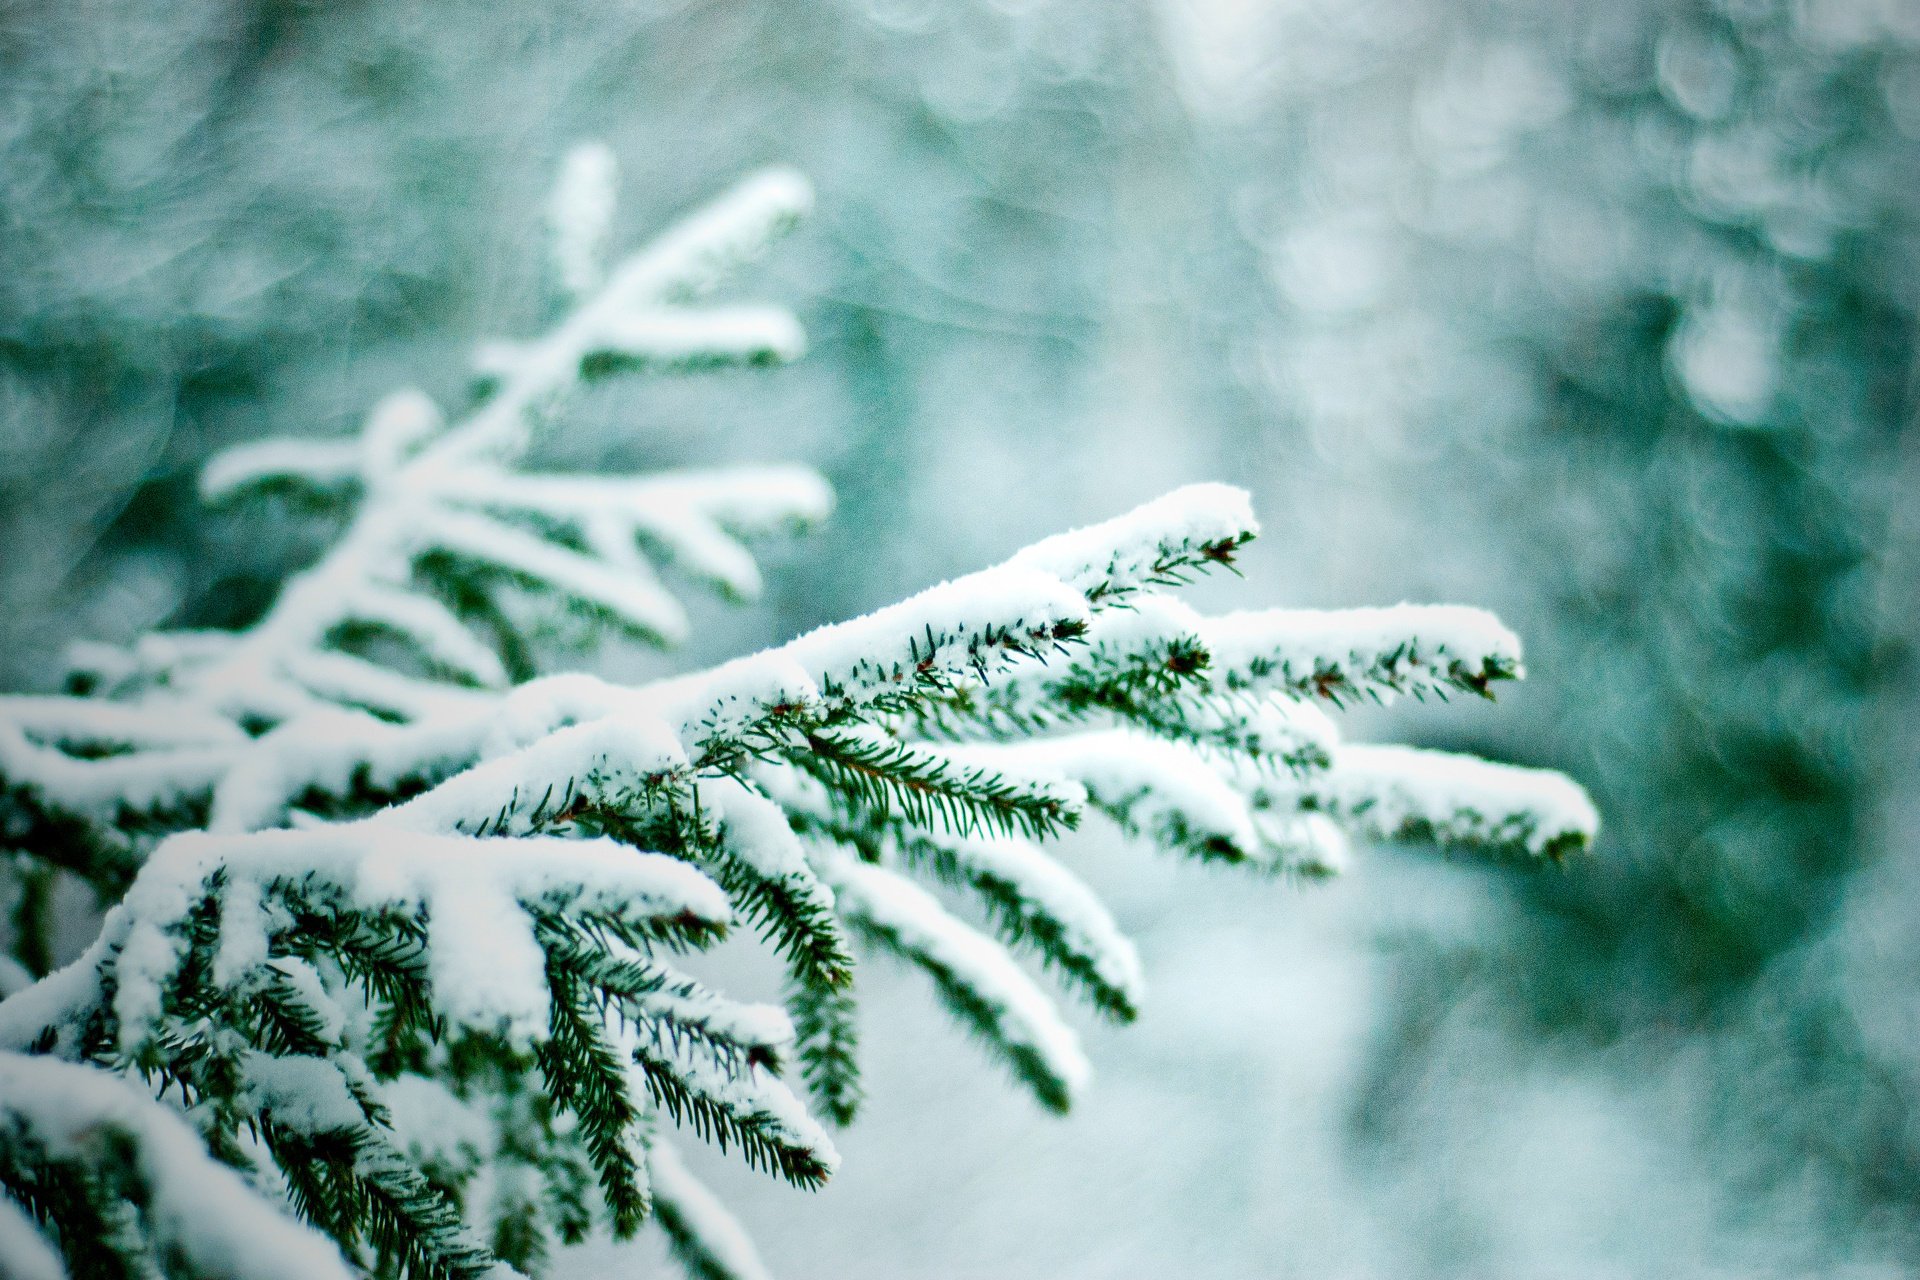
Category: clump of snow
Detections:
[
  {"x1": 377, "y1": 714, "x2": 686, "y2": 837},
  {"x1": 978, "y1": 731, "x2": 1263, "y2": 861},
  {"x1": 1311, "y1": 743, "x2": 1599, "y2": 858},
  {"x1": 549, "y1": 141, "x2": 619, "y2": 298}
]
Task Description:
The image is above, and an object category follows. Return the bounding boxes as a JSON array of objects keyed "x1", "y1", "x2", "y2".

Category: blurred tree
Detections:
[{"x1": 1181, "y1": 0, "x2": 1920, "y2": 1261}]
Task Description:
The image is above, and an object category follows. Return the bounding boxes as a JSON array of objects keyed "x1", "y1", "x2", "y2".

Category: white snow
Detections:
[
  {"x1": 648, "y1": 1140, "x2": 775, "y2": 1280},
  {"x1": 602, "y1": 166, "x2": 814, "y2": 309},
  {"x1": 412, "y1": 507, "x2": 692, "y2": 644},
  {"x1": 378, "y1": 1074, "x2": 496, "y2": 1173},
  {"x1": 108, "y1": 827, "x2": 733, "y2": 1051},
  {"x1": 594, "y1": 306, "x2": 807, "y2": 367},
  {"x1": 359, "y1": 389, "x2": 444, "y2": 478},
  {"x1": 1310, "y1": 743, "x2": 1599, "y2": 857},
  {"x1": 377, "y1": 714, "x2": 686, "y2": 837},
  {"x1": 0, "y1": 1051, "x2": 356, "y2": 1280},
  {"x1": 1248, "y1": 809, "x2": 1352, "y2": 876},
  {"x1": 200, "y1": 437, "x2": 362, "y2": 506},
  {"x1": 781, "y1": 565, "x2": 1090, "y2": 709},
  {"x1": 1011, "y1": 482, "x2": 1257, "y2": 597},
  {"x1": 1205, "y1": 604, "x2": 1523, "y2": 700},
  {"x1": 975, "y1": 730, "x2": 1263, "y2": 861},
  {"x1": 341, "y1": 584, "x2": 508, "y2": 687},
  {"x1": 0, "y1": 718, "x2": 234, "y2": 822},
  {"x1": 2, "y1": 696, "x2": 242, "y2": 752},
  {"x1": 817, "y1": 846, "x2": 1091, "y2": 1101},
  {"x1": 209, "y1": 707, "x2": 491, "y2": 834},
  {"x1": 0, "y1": 1190, "x2": 65, "y2": 1280},
  {"x1": 549, "y1": 142, "x2": 619, "y2": 298},
  {"x1": 904, "y1": 829, "x2": 1143, "y2": 1008},
  {"x1": 701, "y1": 777, "x2": 837, "y2": 913},
  {"x1": 239, "y1": 1051, "x2": 368, "y2": 1135}
]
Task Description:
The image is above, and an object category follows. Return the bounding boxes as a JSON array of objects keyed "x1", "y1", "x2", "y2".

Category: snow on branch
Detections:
[
  {"x1": 0, "y1": 1051, "x2": 356, "y2": 1280},
  {"x1": 0, "y1": 155, "x2": 826, "y2": 905},
  {"x1": 108, "y1": 826, "x2": 733, "y2": 1053},
  {"x1": 1011, "y1": 481, "x2": 1258, "y2": 601},
  {"x1": 1295, "y1": 744, "x2": 1599, "y2": 861},
  {"x1": 1207, "y1": 605, "x2": 1524, "y2": 705}
]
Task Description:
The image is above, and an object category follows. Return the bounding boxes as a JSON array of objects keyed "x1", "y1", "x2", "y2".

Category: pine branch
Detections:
[
  {"x1": 539, "y1": 955, "x2": 653, "y2": 1238},
  {"x1": 818, "y1": 849, "x2": 1087, "y2": 1115},
  {"x1": 0, "y1": 158, "x2": 824, "y2": 855},
  {"x1": 1207, "y1": 606, "x2": 1524, "y2": 706},
  {"x1": 541, "y1": 926, "x2": 792, "y2": 1075},
  {"x1": 626, "y1": 1027, "x2": 836, "y2": 1190},
  {"x1": 668, "y1": 779, "x2": 855, "y2": 995},
  {"x1": 0, "y1": 137, "x2": 1606, "y2": 1280},
  {"x1": 947, "y1": 731, "x2": 1277, "y2": 867},
  {"x1": 1008, "y1": 482, "x2": 1259, "y2": 604},
  {"x1": 1293, "y1": 744, "x2": 1600, "y2": 862},
  {"x1": 889, "y1": 829, "x2": 1142, "y2": 1023},
  {"x1": 796, "y1": 727, "x2": 1081, "y2": 843},
  {"x1": 266, "y1": 1119, "x2": 498, "y2": 1280},
  {"x1": 0, "y1": 1051, "x2": 356, "y2": 1280},
  {"x1": 786, "y1": 977, "x2": 862, "y2": 1128}
]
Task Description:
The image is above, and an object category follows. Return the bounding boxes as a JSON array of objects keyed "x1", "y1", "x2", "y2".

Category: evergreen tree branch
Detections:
[
  {"x1": 817, "y1": 847, "x2": 1087, "y2": 1115},
  {"x1": 795, "y1": 727, "x2": 1081, "y2": 843}
]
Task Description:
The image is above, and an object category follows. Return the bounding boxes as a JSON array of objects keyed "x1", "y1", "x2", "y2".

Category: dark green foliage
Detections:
[
  {"x1": 540, "y1": 953, "x2": 653, "y2": 1238},
  {"x1": 1082, "y1": 533, "x2": 1256, "y2": 607},
  {"x1": 798, "y1": 728, "x2": 1078, "y2": 843},
  {"x1": 628, "y1": 1038, "x2": 834, "y2": 1189},
  {"x1": 788, "y1": 977, "x2": 861, "y2": 1127},
  {"x1": 1, "y1": 780, "x2": 192, "y2": 901},
  {"x1": 0, "y1": 1126, "x2": 150, "y2": 1280},
  {"x1": 270, "y1": 1122, "x2": 498, "y2": 1280}
]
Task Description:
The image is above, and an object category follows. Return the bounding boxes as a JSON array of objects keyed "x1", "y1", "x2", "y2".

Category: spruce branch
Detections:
[
  {"x1": 0, "y1": 156, "x2": 825, "y2": 873},
  {"x1": 626, "y1": 1026, "x2": 837, "y2": 1190},
  {"x1": 817, "y1": 847, "x2": 1088, "y2": 1115},
  {"x1": 1290, "y1": 744, "x2": 1600, "y2": 862},
  {"x1": 786, "y1": 977, "x2": 862, "y2": 1128},
  {"x1": 796, "y1": 727, "x2": 1082, "y2": 843},
  {"x1": 0, "y1": 1050, "x2": 357, "y2": 1280},
  {"x1": 539, "y1": 951, "x2": 655, "y2": 1238},
  {"x1": 1206, "y1": 605, "x2": 1525, "y2": 706},
  {"x1": 888, "y1": 829, "x2": 1143, "y2": 1023}
]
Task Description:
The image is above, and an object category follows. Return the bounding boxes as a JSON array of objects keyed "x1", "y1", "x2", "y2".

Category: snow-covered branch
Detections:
[{"x1": 0, "y1": 145, "x2": 1597, "y2": 1280}]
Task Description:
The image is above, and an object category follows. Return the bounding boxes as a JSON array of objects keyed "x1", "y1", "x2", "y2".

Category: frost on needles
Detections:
[{"x1": 0, "y1": 145, "x2": 1599, "y2": 1280}]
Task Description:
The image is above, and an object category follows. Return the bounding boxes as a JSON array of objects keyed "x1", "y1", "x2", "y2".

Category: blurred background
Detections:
[{"x1": 4, "y1": 0, "x2": 1919, "y2": 1274}]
